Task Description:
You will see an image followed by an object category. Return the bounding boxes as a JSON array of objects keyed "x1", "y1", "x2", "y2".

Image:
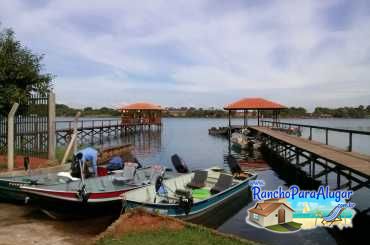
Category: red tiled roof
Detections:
[
  {"x1": 119, "y1": 102, "x2": 162, "y2": 110},
  {"x1": 224, "y1": 97, "x2": 286, "y2": 110},
  {"x1": 249, "y1": 202, "x2": 294, "y2": 216}
]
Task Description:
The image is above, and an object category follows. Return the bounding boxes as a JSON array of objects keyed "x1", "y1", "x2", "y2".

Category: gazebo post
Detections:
[
  {"x1": 228, "y1": 110, "x2": 231, "y2": 133},
  {"x1": 243, "y1": 110, "x2": 246, "y2": 127},
  {"x1": 257, "y1": 110, "x2": 260, "y2": 126},
  {"x1": 246, "y1": 109, "x2": 248, "y2": 126}
]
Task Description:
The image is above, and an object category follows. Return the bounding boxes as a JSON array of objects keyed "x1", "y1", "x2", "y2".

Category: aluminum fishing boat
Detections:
[
  {"x1": 20, "y1": 164, "x2": 179, "y2": 215},
  {"x1": 123, "y1": 167, "x2": 257, "y2": 220},
  {"x1": 0, "y1": 144, "x2": 132, "y2": 203}
]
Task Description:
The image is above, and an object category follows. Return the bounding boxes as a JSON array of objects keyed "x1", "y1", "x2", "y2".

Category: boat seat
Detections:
[
  {"x1": 210, "y1": 173, "x2": 233, "y2": 194},
  {"x1": 187, "y1": 170, "x2": 208, "y2": 189},
  {"x1": 134, "y1": 170, "x2": 149, "y2": 185},
  {"x1": 112, "y1": 162, "x2": 138, "y2": 185}
]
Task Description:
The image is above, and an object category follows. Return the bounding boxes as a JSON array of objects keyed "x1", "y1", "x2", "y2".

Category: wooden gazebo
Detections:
[
  {"x1": 224, "y1": 97, "x2": 286, "y2": 127},
  {"x1": 118, "y1": 102, "x2": 163, "y2": 126}
]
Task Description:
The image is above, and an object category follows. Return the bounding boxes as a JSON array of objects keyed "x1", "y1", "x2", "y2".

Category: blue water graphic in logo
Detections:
[{"x1": 288, "y1": 197, "x2": 355, "y2": 218}]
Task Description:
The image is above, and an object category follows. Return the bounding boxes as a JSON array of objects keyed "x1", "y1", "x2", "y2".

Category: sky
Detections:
[{"x1": 1, "y1": 0, "x2": 370, "y2": 110}]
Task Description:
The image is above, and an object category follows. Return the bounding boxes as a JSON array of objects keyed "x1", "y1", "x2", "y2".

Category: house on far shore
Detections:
[{"x1": 248, "y1": 198, "x2": 294, "y2": 227}]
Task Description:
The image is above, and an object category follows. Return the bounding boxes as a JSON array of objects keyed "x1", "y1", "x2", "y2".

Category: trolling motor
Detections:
[
  {"x1": 73, "y1": 153, "x2": 91, "y2": 204},
  {"x1": 177, "y1": 190, "x2": 193, "y2": 215},
  {"x1": 76, "y1": 184, "x2": 90, "y2": 204}
]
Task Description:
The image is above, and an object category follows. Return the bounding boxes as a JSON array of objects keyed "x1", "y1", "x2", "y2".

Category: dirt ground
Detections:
[
  {"x1": 0, "y1": 203, "x2": 115, "y2": 245},
  {"x1": 99, "y1": 209, "x2": 184, "y2": 239},
  {"x1": 0, "y1": 155, "x2": 49, "y2": 172}
]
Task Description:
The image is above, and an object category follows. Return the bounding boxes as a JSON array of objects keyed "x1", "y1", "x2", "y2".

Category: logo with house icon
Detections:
[
  {"x1": 247, "y1": 197, "x2": 356, "y2": 233},
  {"x1": 247, "y1": 198, "x2": 301, "y2": 232}
]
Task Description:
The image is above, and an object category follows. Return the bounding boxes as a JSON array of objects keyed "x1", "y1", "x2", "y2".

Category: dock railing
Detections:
[
  {"x1": 56, "y1": 119, "x2": 121, "y2": 131},
  {"x1": 260, "y1": 120, "x2": 370, "y2": 153}
]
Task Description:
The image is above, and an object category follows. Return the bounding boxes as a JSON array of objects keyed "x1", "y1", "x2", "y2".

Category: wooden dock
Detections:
[
  {"x1": 56, "y1": 119, "x2": 161, "y2": 145},
  {"x1": 250, "y1": 126, "x2": 370, "y2": 178}
]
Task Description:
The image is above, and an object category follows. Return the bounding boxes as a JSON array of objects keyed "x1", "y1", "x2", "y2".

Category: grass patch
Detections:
[
  {"x1": 97, "y1": 227, "x2": 256, "y2": 245},
  {"x1": 265, "y1": 224, "x2": 289, "y2": 232},
  {"x1": 286, "y1": 222, "x2": 302, "y2": 229},
  {"x1": 265, "y1": 222, "x2": 302, "y2": 232}
]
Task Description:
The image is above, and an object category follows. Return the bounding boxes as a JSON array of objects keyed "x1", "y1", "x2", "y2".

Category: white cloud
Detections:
[{"x1": 1, "y1": 0, "x2": 369, "y2": 107}]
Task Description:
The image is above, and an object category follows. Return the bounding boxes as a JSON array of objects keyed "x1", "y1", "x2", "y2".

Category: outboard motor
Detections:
[
  {"x1": 225, "y1": 155, "x2": 242, "y2": 175},
  {"x1": 177, "y1": 190, "x2": 193, "y2": 215},
  {"x1": 171, "y1": 154, "x2": 189, "y2": 173}
]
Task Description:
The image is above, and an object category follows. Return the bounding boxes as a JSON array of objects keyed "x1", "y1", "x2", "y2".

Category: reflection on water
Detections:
[{"x1": 92, "y1": 118, "x2": 369, "y2": 245}]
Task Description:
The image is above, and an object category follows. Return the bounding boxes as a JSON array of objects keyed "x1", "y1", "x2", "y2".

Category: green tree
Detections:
[{"x1": 0, "y1": 26, "x2": 53, "y2": 115}]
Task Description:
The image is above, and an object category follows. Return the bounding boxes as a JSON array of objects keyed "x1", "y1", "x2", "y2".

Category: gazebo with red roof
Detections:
[
  {"x1": 224, "y1": 97, "x2": 286, "y2": 127},
  {"x1": 118, "y1": 102, "x2": 163, "y2": 126}
]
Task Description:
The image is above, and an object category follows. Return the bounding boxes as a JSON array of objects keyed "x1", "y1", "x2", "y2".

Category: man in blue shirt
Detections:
[{"x1": 75, "y1": 147, "x2": 99, "y2": 177}]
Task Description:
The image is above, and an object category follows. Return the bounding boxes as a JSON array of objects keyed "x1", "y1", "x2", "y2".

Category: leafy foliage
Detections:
[
  {"x1": 56, "y1": 104, "x2": 120, "y2": 117},
  {"x1": 313, "y1": 106, "x2": 369, "y2": 118},
  {"x1": 0, "y1": 26, "x2": 53, "y2": 115}
]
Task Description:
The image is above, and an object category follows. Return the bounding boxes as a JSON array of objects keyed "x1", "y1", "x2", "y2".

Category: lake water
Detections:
[{"x1": 67, "y1": 117, "x2": 370, "y2": 245}]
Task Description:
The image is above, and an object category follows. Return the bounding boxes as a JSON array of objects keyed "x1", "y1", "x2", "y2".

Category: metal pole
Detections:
[
  {"x1": 48, "y1": 92, "x2": 56, "y2": 161},
  {"x1": 7, "y1": 103, "x2": 19, "y2": 171}
]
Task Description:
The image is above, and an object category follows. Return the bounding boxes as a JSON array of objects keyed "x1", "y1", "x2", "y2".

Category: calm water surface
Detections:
[{"x1": 73, "y1": 117, "x2": 370, "y2": 245}]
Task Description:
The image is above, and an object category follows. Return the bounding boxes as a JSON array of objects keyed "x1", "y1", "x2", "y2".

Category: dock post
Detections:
[
  {"x1": 348, "y1": 132, "x2": 352, "y2": 152},
  {"x1": 295, "y1": 148, "x2": 300, "y2": 165},
  {"x1": 7, "y1": 103, "x2": 19, "y2": 171},
  {"x1": 72, "y1": 112, "x2": 81, "y2": 154},
  {"x1": 337, "y1": 168, "x2": 341, "y2": 189},
  {"x1": 325, "y1": 161, "x2": 328, "y2": 185},
  {"x1": 312, "y1": 158, "x2": 316, "y2": 178},
  {"x1": 48, "y1": 92, "x2": 56, "y2": 161}
]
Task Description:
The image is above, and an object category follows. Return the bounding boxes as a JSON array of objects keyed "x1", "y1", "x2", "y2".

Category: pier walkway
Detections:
[
  {"x1": 56, "y1": 119, "x2": 161, "y2": 145},
  {"x1": 249, "y1": 126, "x2": 370, "y2": 178}
]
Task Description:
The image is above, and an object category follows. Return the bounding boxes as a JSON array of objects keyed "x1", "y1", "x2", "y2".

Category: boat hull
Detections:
[
  {"x1": 20, "y1": 183, "x2": 148, "y2": 216},
  {"x1": 0, "y1": 178, "x2": 29, "y2": 203},
  {"x1": 125, "y1": 175, "x2": 256, "y2": 221}
]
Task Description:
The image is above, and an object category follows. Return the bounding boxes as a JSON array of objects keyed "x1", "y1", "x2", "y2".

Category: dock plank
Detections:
[{"x1": 249, "y1": 126, "x2": 370, "y2": 178}]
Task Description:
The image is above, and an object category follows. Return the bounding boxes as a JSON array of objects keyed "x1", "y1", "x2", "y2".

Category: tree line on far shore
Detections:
[{"x1": 56, "y1": 104, "x2": 370, "y2": 119}]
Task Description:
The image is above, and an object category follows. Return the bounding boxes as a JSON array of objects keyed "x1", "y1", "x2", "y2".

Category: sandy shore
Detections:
[
  {"x1": 293, "y1": 218, "x2": 352, "y2": 230},
  {"x1": 0, "y1": 203, "x2": 115, "y2": 245}
]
